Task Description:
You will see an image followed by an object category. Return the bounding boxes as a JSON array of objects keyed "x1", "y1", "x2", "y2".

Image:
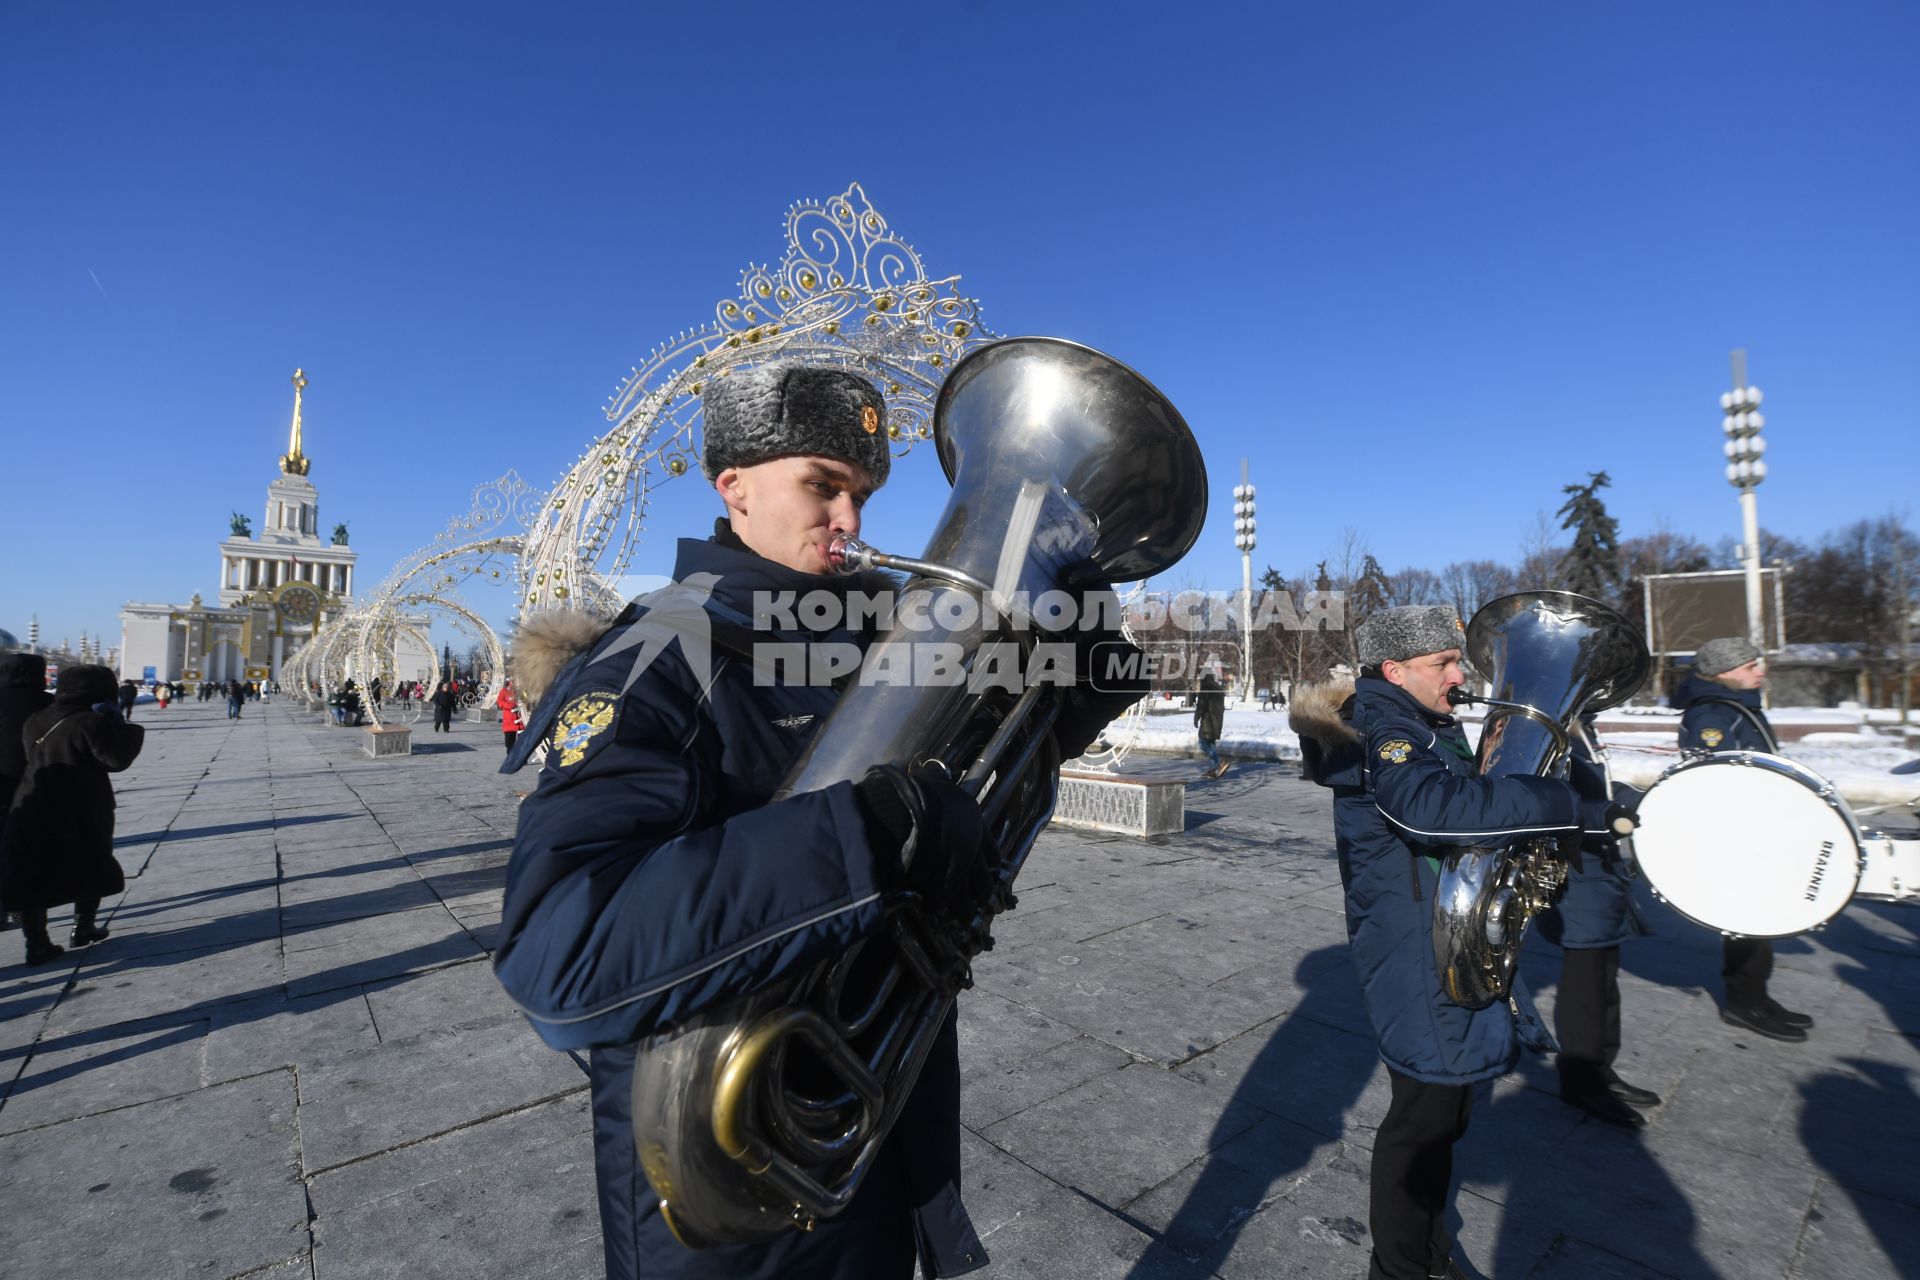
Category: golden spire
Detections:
[{"x1": 280, "y1": 368, "x2": 311, "y2": 476}]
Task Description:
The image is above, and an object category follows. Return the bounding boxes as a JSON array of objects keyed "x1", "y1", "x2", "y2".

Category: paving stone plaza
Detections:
[{"x1": 2, "y1": 699, "x2": 1915, "y2": 1279}]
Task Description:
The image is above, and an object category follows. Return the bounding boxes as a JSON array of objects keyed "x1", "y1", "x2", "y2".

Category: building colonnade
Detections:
[{"x1": 221, "y1": 554, "x2": 351, "y2": 596}]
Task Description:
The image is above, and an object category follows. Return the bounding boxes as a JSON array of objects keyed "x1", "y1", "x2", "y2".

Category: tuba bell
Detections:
[
  {"x1": 1432, "y1": 591, "x2": 1650, "y2": 1009},
  {"x1": 629, "y1": 337, "x2": 1208, "y2": 1246}
]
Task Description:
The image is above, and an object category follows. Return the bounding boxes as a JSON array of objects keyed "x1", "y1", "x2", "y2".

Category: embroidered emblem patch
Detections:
[
  {"x1": 1699, "y1": 727, "x2": 1724, "y2": 747},
  {"x1": 554, "y1": 693, "x2": 618, "y2": 768},
  {"x1": 1378, "y1": 739, "x2": 1414, "y2": 765},
  {"x1": 860, "y1": 404, "x2": 880, "y2": 435},
  {"x1": 771, "y1": 713, "x2": 815, "y2": 730}
]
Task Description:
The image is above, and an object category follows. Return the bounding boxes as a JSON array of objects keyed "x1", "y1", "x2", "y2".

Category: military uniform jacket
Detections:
[
  {"x1": 1306, "y1": 677, "x2": 1582, "y2": 1083},
  {"x1": 495, "y1": 538, "x2": 986, "y2": 1280},
  {"x1": 1673, "y1": 673, "x2": 1776, "y2": 754}
]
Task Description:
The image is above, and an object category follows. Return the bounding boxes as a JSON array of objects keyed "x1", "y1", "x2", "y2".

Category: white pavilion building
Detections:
[{"x1": 119, "y1": 370, "x2": 432, "y2": 687}]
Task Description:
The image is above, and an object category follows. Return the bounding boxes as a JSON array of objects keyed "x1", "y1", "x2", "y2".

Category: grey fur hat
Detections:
[
  {"x1": 1693, "y1": 635, "x2": 1762, "y2": 676},
  {"x1": 1357, "y1": 605, "x2": 1466, "y2": 667},
  {"x1": 700, "y1": 362, "x2": 891, "y2": 487}
]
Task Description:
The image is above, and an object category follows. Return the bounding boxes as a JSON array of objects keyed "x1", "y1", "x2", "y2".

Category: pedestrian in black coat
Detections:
[
  {"x1": 0, "y1": 653, "x2": 54, "y2": 938},
  {"x1": 1194, "y1": 670, "x2": 1227, "y2": 778},
  {"x1": 429, "y1": 681, "x2": 455, "y2": 733},
  {"x1": 1, "y1": 664, "x2": 144, "y2": 964},
  {"x1": 117, "y1": 679, "x2": 139, "y2": 720}
]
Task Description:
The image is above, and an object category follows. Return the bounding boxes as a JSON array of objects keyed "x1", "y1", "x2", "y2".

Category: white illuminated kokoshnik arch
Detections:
[
  {"x1": 294, "y1": 181, "x2": 1152, "y2": 758},
  {"x1": 518, "y1": 182, "x2": 994, "y2": 624}
]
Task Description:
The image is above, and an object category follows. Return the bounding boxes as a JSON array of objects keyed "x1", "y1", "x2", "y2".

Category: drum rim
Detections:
[{"x1": 1636, "y1": 749, "x2": 1865, "y2": 939}]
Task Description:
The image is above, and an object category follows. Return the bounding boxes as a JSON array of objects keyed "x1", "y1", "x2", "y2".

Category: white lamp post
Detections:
[
  {"x1": 1721, "y1": 349, "x2": 1768, "y2": 657},
  {"x1": 1233, "y1": 460, "x2": 1257, "y2": 701}
]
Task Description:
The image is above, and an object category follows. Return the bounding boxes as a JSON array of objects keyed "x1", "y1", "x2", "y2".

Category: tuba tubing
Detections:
[{"x1": 1431, "y1": 591, "x2": 1650, "y2": 1009}]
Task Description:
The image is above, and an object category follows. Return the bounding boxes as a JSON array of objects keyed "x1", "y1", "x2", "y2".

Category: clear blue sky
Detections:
[{"x1": 3, "y1": 2, "x2": 1913, "y2": 649}]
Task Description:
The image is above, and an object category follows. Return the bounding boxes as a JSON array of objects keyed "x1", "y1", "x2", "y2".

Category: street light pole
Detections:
[
  {"x1": 1233, "y1": 459, "x2": 1257, "y2": 702},
  {"x1": 1721, "y1": 349, "x2": 1768, "y2": 653}
]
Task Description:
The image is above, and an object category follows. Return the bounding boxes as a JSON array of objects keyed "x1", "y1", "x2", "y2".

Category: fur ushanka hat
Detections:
[
  {"x1": 700, "y1": 362, "x2": 891, "y2": 487},
  {"x1": 1356, "y1": 605, "x2": 1466, "y2": 668}
]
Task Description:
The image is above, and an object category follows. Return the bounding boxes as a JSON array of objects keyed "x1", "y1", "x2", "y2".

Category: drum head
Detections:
[{"x1": 1633, "y1": 752, "x2": 1862, "y2": 937}]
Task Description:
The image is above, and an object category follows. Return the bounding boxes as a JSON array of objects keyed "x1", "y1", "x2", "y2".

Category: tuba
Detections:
[
  {"x1": 1431, "y1": 591, "x2": 1649, "y2": 1008},
  {"x1": 630, "y1": 337, "x2": 1208, "y2": 1246}
]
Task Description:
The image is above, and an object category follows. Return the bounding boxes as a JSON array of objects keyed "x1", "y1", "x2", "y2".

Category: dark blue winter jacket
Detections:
[
  {"x1": 1673, "y1": 672, "x2": 1777, "y2": 754},
  {"x1": 1304, "y1": 676, "x2": 1583, "y2": 1083},
  {"x1": 494, "y1": 537, "x2": 986, "y2": 1280}
]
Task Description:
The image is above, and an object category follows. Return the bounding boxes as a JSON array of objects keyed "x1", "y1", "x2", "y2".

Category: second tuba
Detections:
[
  {"x1": 1432, "y1": 591, "x2": 1649, "y2": 1008},
  {"x1": 629, "y1": 337, "x2": 1208, "y2": 1247}
]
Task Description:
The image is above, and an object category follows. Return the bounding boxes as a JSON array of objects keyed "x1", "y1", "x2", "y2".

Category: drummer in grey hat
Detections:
[{"x1": 1672, "y1": 636, "x2": 1812, "y2": 1042}]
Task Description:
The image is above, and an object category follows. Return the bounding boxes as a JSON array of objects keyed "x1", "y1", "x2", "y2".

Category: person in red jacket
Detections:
[{"x1": 496, "y1": 679, "x2": 525, "y2": 753}]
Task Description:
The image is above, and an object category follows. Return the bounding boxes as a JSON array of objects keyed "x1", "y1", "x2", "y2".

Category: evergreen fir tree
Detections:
[
  {"x1": 1352, "y1": 553, "x2": 1392, "y2": 620},
  {"x1": 1557, "y1": 471, "x2": 1623, "y2": 602}
]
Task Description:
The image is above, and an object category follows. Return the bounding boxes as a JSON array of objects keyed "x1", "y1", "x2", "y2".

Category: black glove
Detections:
[
  {"x1": 1050, "y1": 589, "x2": 1148, "y2": 760},
  {"x1": 1579, "y1": 795, "x2": 1638, "y2": 839},
  {"x1": 855, "y1": 763, "x2": 992, "y2": 904}
]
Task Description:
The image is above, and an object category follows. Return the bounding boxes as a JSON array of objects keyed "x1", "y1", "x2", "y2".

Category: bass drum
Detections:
[{"x1": 1632, "y1": 751, "x2": 1864, "y2": 937}]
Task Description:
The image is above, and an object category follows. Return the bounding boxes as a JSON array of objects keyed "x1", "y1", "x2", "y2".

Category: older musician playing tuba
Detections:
[
  {"x1": 493, "y1": 363, "x2": 1130, "y2": 1280},
  {"x1": 1293, "y1": 605, "x2": 1618, "y2": 1280}
]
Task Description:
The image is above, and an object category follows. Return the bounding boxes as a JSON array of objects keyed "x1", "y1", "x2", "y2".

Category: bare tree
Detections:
[
  {"x1": 1387, "y1": 566, "x2": 1445, "y2": 607},
  {"x1": 1441, "y1": 560, "x2": 1515, "y2": 622}
]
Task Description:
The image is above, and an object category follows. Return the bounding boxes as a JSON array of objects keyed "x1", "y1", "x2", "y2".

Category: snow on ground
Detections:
[{"x1": 1126, "y1": 703, "x2": 1920, "y2": 811}]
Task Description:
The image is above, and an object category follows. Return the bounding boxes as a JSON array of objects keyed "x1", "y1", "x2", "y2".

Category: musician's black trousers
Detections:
[
  {"x1": 1368, "y1": 1069, "x2": 1471, "y2": 1280},
  {"x1": 1556, "y1": 945, "x2": 1622, "y2": 1092},
  {"x1": 1723, "y1": 935, "x2": 1774, "y2": 1007}
]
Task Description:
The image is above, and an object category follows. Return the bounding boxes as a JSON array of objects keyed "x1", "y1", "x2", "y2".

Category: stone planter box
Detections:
[
  {"x1": 1051, "y1": 770, "x2": 1185, "y2": 838},
  {"x1": 466, "y1": 706, "x2": 499, "y2": 724},
  {"x1": 364, "y1": 725, "x2": 413, "y2": 758}
]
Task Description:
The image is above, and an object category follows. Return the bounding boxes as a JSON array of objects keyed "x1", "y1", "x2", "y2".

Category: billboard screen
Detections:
[{"x1": 1642, "y1": 568, "x2": 1785, "y2": 656}]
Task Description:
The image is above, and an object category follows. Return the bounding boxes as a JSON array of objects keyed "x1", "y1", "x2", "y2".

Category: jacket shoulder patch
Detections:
[
  {"x1": 554, "y1": 692, "x2": 618, "y2": 768},
  {"x1": 1378, "y1": 739, "x2": 1414, "y2": 765}
]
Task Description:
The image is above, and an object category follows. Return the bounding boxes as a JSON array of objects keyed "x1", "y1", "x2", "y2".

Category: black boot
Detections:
[
  {"x1": 1762, "y1": 996, "x2": 1814, "y2": 1029},
  {"x1": 1721, "y1": 1003, "x2": 1807, "y2": 1043},
  {"x1": 20, "y1": 908, "x2": 65, "y2": 967},
  {"x1": 70, "y1": 898, "x2": 109, "y2": 947}
]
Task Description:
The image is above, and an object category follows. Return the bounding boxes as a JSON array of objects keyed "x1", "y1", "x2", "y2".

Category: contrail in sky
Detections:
[{"x1": 87, "y1": 268, "x2": 112, "y2": 302}]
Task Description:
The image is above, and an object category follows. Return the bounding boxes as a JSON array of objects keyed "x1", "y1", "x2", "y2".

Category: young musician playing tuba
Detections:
[{"x1": 493, "y1": 363, "x2": 1132, "y2": 1280}]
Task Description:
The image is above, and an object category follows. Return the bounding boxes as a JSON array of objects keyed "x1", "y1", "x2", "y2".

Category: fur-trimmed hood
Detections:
[
  {"x1": 511, "y1": 610, "x2": 613, "y2": 710},
  {"x1": 1288, "y1": 676, "x2": 1357, "y2": 749}
]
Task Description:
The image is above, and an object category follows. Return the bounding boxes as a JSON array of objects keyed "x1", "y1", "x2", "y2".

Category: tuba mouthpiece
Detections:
[{"x1": 826, "y1": 532, "x2": 875, "y2": 574}]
